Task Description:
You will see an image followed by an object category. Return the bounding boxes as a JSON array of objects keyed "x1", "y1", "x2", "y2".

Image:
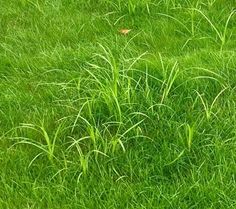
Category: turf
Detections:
[{"x1": 0, "y1": 0, "x2": 236, "y2": 208}]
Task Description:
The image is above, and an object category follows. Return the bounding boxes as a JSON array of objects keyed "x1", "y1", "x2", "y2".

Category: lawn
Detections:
[{"x1": 0, "y1": 0, "x2": 236, "y2": 208}]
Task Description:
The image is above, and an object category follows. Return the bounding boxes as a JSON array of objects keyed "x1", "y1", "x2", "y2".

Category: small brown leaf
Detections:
[{"x1": 119, "y1": 29, "x2": 131, "y2": 35}]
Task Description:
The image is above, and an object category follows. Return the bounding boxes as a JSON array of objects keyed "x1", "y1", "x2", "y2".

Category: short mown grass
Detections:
[{"x1": 1, "y1": 0, "x2": 236, "y2": 208}]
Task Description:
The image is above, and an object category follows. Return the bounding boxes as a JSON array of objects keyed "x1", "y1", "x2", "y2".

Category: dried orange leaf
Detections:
[{"x1": 119, "y1": 29, "x2": 131, "y2": 35}]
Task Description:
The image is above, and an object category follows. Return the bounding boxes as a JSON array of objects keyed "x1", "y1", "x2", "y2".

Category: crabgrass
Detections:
[{"x1": 0, "y1": 0, "x2": 236, "y2": 208}]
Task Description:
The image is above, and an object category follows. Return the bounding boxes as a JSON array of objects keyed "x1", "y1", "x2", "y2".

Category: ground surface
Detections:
[{"x1": 1, "y1": 0, "x2": 236, "y2": 208}]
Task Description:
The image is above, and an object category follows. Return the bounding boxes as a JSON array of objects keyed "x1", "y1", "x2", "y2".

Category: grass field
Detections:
[{"x1": 1, "y1": 0, "x2": 236, "y2": 208}]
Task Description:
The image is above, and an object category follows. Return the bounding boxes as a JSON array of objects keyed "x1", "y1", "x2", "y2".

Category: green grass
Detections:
[{"x1": 1, "y1": 0, "x2": 236, "y2": 208}]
